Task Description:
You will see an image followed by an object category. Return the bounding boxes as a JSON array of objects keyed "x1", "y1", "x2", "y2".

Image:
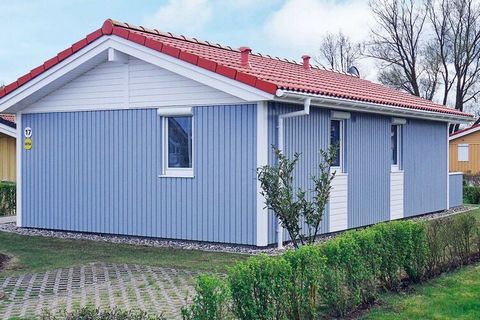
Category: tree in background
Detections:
[
  {"x1": 364, "y1": 0, "x2": 480, "y2": 132},
  {"x1": 316, "y1": 32, "x2": 362, "y2": 72},
  {"x1": 366, "y1": 0, "x2": 436, "y2": 98},
  {"x1": 428, "y1": 0, "x2": 480, "y2": 131}
]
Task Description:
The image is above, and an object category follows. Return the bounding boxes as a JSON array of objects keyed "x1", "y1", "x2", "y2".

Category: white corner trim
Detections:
[
  {"x1": 446, "y1": 123, "x2": 450, "y2": 209},
  {"x1": 15, "y1": 113, "x2": 22, "y2": 227},
  {"x1": 256, "y1": 101, "x2": 269, "y2": 246},
  {"x1": 157, "y1": 107, "x2": 193, "y2": 117},
  {"x1": 0, "y1": 122, "x2": 16, "y2": 138}
]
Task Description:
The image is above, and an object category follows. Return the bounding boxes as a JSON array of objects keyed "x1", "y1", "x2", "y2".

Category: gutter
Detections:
[
  {"x1": 276, "y1": 97, "x2": 311, "y2": 249},
  {"x1": 275, "y1": 90, "x2": 472, "y2": 124}
]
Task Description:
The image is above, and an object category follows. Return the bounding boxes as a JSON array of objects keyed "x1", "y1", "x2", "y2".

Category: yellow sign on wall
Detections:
[{"x1": 24, "y1": 138, "x2": 32, "y2": 150}]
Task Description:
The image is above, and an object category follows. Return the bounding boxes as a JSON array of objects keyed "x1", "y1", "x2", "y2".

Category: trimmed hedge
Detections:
[
  {"x1": 182, "y1": 213, "x2": 480, "y2": 319},
  {"x1": 0, "y1": 182, "x2": 15, "y2": 216},
  {"x1": 464, "y1": 185, "x2": 480, "y2": 204}
]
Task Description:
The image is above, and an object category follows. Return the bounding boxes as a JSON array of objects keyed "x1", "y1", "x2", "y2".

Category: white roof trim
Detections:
[
  {"x1": 275, "y1": 90, "x2": 472, "y2": 124},
  {"x1": 0, "y1": 122, "x2": 16, "y2": 138},
  {"x1": 0, "y1": 35, "x2": 273, "y2": 114},
  {"x1": 449, "y1": 126, "x2": 480, "y2": 140}
]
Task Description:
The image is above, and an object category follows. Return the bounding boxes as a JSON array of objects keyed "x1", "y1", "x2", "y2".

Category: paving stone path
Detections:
[{"x1": 0, "y1": 263, "x2": 198, "y2": 319}]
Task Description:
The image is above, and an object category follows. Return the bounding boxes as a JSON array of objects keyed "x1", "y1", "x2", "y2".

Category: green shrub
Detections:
[
  {"x1": 426, "y1": 213, "x2": 479, "y2": 275},
  {"x1": 283, "y1": 245, "x2": 326, "y2": 320},
  {"x1": 184, "y1": 213, "x2": 479, "y2": 320},
  {"x1": 0, "y1": 182, "x2": 15, "y2": 216},
  {"x1": 402, "y1": 222, "x2": 429, "y2": 283},
  {"x1": 228, "y1": 255, "x2": 292, "y2": 320},
  {"x1": 40, "y1": 307, "x2": 165, "y2": 320},
  {"x1": 463, "y1": 185, "x2": 480, "y2": 204},
  {"x1": 182, "y1": 274, "x2": 231, "y2": 320}
]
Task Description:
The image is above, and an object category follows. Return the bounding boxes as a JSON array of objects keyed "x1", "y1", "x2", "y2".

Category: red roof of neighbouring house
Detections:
[
  {"x1": 0, "y1": 19, "x2": 472, "y2": 118},
  {"x1": 450, "y1": 124, "x2": 480, "y2": 138}
]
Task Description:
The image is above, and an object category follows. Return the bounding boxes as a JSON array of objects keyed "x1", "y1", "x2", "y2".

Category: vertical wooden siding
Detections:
[
  {"x1": 267, "y1": 102, "x2": 330, "y2": 244},
  {"x1": 22, "y1": 105, "x2": 258, "y2": 245},
  {"x1": 0, "y1": 133, "x2": 16, "y2": 182},
  {"x1": 403, "y1": 120, "x2": 447, "y2": 216},
  {"x1": 449, "y1": 143, "x2": 480, "y2": 174},
  {"x1": 266, "y1": 103, "x2": 449, "y2": 245},
  {"x1": 449, "y1": 173, "x2": 463, "y2": 207},
  {"x1": 346, "y1": 113, "x2": 391, "y2": 228}
]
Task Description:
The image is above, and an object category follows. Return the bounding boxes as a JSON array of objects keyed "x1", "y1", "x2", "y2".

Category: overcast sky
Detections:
[{"x1": 0, "y1": 0, "x2": 374, "y2": 85}]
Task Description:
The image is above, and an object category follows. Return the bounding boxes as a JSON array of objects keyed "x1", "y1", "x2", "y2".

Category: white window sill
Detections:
[
  {"x1": 159, "y1": 174, "x2": 194, "y2": 179},
  {"x1": 159, "y1": 169, "x2": 194, "y2": 178}
]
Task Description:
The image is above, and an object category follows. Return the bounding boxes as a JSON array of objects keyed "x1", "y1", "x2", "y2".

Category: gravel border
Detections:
[{"x1": 0, "y1": 205, "x2": 475, "y2": 255}]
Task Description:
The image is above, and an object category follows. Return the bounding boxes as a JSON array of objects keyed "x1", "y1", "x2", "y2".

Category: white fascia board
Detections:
[
  {"x1": 0, "y1": 122, "x2": 16, "y2": 138},
  {"x1": 0, "y1": 35, "x2": 273, "y2": 114},
  {"x1": 108, "y1": 36, "x2": 273, "y2": 101},
  {"x1": 275, "y1": 90, "x2": 472, "y2": 124},
  {"x1": 449, "y1": 126, "x2": 480, "y2": 140},
  {"x1": 0, "y1": 37, "x2": 111, "y2": 113}
]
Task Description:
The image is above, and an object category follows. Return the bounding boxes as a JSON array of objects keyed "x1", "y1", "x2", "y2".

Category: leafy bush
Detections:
[
  {"x1": 228, "y1": 255, "x2": 292, "y2": 320},
  {"x1": 182, "y1": 274, "x2": 231, "y2": 320},
  {"x1": 40, "y1": 307, "x2": 165, "y2": 320},
  {"x1": 426, "y1": 212, "x2": 479, "y2": 276},
  {"x1": 184, "y1": 213, "x2": 480, "y2": 319},
  {"x1": 0, "y1": 182, "x2": 15, "y2": 216},
  {"x1": 464, "y1": 185, "x2": 480, "y2": 204},
  {"x1": 283, "y1": 246, "x2": 326, "y2": 320}
]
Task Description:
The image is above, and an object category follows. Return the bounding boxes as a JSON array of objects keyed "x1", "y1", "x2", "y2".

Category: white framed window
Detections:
[
  {"x1": 458, "y1": 144, "x2": 469, "y2": 162},
  {"x1": 391, "y1": 125, "x2": 401, "y2": 171},
  {"x1": 330, "y1": 119, "x2": 344, "y2": 170},
  {"x1": 161, "y1": 115, "x2": 194, "y2": 177}
]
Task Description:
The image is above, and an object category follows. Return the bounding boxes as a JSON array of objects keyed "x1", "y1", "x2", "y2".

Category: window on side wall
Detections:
[
  {"x1": 391, "y1": 125, "x2": 401, "y2": 170},
  {"x1": 330, "y1": 119, "x2": 343, "y2": 170},
  {"x1": 163, "y1": 116, "x2": 193, "y2": 177},
  {"x1": 458, "y1": 144, "x2": 469, "y2": 162}
]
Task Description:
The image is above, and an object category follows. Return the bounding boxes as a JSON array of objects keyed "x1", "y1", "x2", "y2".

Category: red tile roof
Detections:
[
  {"x1": 450, "y1": 124, "x2": 480, "y2": 137},
  {"x1": 0, "y1": 19, "x2": 472, "y2": 118},
  {"x1": 0, "y1": 114, "x2": 15, "y2": 123}
]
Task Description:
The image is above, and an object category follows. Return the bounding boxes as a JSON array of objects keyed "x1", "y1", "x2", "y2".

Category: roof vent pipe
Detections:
[
  {"x1": 240, "y1": 46, "x2": 252, "y2": 67},
  {"x1": 302, "y1": 55, "x2": 311, "y2": 70}
]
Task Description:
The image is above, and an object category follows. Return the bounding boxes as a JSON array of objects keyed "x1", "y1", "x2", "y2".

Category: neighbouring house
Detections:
[
  {"x1": 449, "y1": 124, "x2": 480, "y2": 175},
  {"x1": 0, "y1": 20, "x2": 472, "y2": 247},
  {"x1": 0, "y1": 114, "x2": 16, "y2": 182}
]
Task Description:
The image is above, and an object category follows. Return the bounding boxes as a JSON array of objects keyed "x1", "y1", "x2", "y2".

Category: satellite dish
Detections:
[{"x1": 347, "y1": 66, "x2": 360, "y2": 77}]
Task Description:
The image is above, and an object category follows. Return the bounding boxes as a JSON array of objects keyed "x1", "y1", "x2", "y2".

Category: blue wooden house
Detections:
[{"x1": 0, "y1": 20, "x2": 470, "y2": 247}]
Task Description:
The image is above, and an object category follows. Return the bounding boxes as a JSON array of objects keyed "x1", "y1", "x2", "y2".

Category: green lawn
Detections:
[
  {"x1": 0, "y1": 231, "x2": 249, "y2": 275},
  {"x1": 363, "y1": 263, "x2": 480, "y2": 320}
]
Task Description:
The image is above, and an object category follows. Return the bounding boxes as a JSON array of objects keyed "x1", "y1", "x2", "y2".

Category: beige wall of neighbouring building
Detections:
[
  {"x1": 0, "y1": 132, "x2": 16, "y2": 182},
  {"x1": 449, "y1": 129, "x2": 480, "y2": 175}
]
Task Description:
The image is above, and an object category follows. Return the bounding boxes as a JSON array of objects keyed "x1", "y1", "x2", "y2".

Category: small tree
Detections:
[{"x1": 257, "y1": 145, "x2": 338, "y2": 248}]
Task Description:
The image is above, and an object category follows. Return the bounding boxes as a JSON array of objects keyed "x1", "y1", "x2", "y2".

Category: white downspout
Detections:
[{"x1": 276, "y1": 97, "x2": 311, "y2": 249}]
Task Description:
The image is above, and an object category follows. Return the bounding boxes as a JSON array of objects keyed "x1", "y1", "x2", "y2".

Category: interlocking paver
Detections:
[{"x1": 0, "y1": 263, "x2": 197, "y2": 319}]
